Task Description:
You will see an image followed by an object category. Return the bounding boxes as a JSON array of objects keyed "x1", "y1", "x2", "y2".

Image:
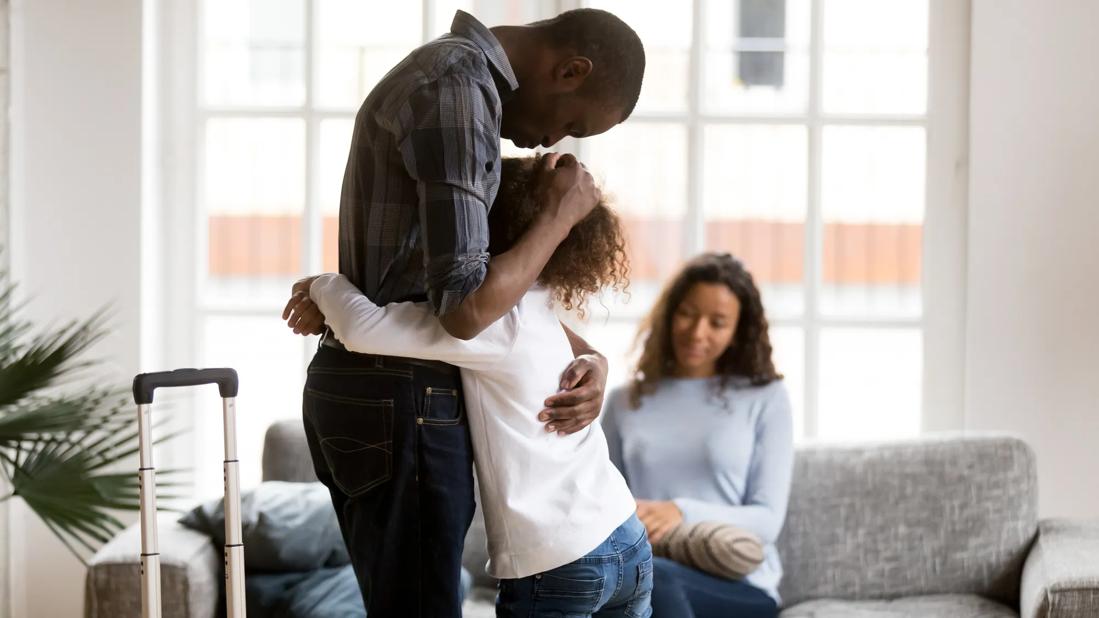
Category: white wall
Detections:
[
  {"x1": 0, "y1": 0, "x2": 10, "y2": 615},
  {"x1": 8, "y1": 0, "x2": 144, "y2": 616},
  {"x1": 966, "y1": 0, "x2": 1099, "y2": 518}
]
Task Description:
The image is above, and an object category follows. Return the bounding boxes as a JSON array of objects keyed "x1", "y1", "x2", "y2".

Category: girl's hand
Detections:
[
  {"x1": 540, "y1": 353, "x2": 608, "y2": 435},
  {"x1": 636, "y1": 499, "x2": 683, "y2": 544},
  {"x1": 282, "y1": 276, "x2": 325, "y2": 335}
]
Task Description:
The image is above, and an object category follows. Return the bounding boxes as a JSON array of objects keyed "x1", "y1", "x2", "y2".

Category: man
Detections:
[{"x1": 284, "y1": 9, "x2": 644, "y2": 617}]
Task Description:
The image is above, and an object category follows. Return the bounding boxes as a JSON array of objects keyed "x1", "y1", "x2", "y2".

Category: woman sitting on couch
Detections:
[{"x1": 602, "y1": 252, "x2": 794, "y2": 618}]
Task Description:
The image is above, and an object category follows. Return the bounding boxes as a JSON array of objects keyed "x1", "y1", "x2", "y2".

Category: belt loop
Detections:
[{"x1": 374, "y1": 356, "x2": 383, "y2": 369}]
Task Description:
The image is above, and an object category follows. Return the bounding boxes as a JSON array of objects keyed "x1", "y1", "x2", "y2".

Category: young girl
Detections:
[{"x1": 285, "y1": 156, "x2": 652, "y2": 618}]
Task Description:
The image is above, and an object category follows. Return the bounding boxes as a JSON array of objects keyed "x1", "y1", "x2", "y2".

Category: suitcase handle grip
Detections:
[{"x1": 133, "y1": 368, "x2": 239, "y2": 404}]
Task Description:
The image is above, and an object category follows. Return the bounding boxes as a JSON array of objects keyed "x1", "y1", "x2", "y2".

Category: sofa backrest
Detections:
[
  {"x1": 262, "y1": 421, "x2": 317, "y2": 483},
  {"x1": 776, "y1": 435, "x2": 1037, "y2": 606},
  {"x1": 263, "y1": 422, "x2": 1038, "y2": 606}
]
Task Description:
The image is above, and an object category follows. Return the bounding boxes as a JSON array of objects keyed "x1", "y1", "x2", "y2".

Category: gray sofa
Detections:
[{"x1": 86, "y1": 421, "x2": 1099, "y2": 617}]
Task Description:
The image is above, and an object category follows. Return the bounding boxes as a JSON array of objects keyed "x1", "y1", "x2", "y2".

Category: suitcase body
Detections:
[{"x1": 132, "y1": 368, "x2": 245, "y2": 618}]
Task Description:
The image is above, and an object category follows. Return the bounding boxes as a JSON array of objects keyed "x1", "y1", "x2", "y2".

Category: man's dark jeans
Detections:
[{"x1": 302, "y1": 343, "x2": 475, "y2": 618}]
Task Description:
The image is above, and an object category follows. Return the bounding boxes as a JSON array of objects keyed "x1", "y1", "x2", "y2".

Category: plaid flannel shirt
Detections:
[{"x1": 338, "y1": 10, "x2": 518, "y2": 315}]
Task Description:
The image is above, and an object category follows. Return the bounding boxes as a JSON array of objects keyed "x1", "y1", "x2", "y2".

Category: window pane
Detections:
[
  {"x1": 822, "y1": 0, "x2": 928, "y2": 114},
  {"x1": 582, "y1": 319, "x2": 642, "y2": 395},
  {"x1": 204, "y1": 118, "x2": 305, "y2": 304},
  {"x1": 203, "y1": 0, "x2": 305, "y2": 106},
  {"x1": 586, "y1": 0, "x2": 691, "y2": 112},
  {"x1": 769, "y1": 326, "x2": 805, "y2": 442},
  {"x1": 818, "y1": 327, "x2": 921, "y2": 441},
  {"x1": 198, "y1": 316, "x2": 307, "y2": 497},
  {"x1": 315, "y1": 0, "x2": 422, "y2": 109},
  {"x1": 703, "y1": 0, "x2": 811, "y2": 114},
  {"x1": 582, "y1": 123, "x2": 688, "y2": 318},
  {"x1": 821, "y1": 126, "x2": 924, "y2": 318},
  {"x1": 319, "y1": 118, "x2": 354, "y2": 272},
  {"x1": 433, "y1": 1, "x2": 549, "y2": 38},
  {"x1": 703, "y1": 124, "x2": 807, "y2": 318}
]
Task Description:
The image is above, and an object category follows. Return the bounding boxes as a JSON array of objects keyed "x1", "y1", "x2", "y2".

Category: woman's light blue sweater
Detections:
[{"x1": 601, "y1": 376, "x2": 794, "y2": 603}]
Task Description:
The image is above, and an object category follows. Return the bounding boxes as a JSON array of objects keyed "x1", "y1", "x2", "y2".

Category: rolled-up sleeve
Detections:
[{"x1": 396, "y1": 73, "x2": 498, "y2": 316}]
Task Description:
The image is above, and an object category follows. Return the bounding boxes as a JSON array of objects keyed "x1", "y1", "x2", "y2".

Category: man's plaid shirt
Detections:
[{"x1": 338, "y1": 10, "x2": 518, "y2": 315}]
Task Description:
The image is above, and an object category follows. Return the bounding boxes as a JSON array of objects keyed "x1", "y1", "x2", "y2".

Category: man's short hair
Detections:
[{"x1": 532, "y1": 9, "x2": 646, "y2": 119}]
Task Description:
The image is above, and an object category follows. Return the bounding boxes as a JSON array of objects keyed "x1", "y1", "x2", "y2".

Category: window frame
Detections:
[
  {"x1": 154, "y1": 0, "x2": 970, "y2": 486},
  {"x1": 570, "y1": 0, "x2": 969, "y2": 439}
]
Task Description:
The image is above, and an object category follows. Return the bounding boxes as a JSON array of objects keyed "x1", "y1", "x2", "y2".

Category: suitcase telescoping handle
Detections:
[
  {"x1": 132, "y1": 368, "x2": 246, "y2": 618},
  {"x1": 133, "y1": 367, "x2": 239, "y2": 404}
]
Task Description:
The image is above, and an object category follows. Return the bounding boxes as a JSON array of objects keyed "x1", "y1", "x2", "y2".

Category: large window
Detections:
[
  {"x1": 577, "y1": 0, "x2": 932, "y2": 443},
  {"x1": 167, "y1": 0, "x2": 956, "y2": 496}
]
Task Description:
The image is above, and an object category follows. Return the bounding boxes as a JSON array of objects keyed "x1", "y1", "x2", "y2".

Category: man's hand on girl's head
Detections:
[{"x1": 534, "y1": 152, "x2": 601, "y2": 235}]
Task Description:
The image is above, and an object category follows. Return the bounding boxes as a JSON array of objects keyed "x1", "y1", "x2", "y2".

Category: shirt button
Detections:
[
  {"x1": 485, "y1": 160, "x2": 494, "y2": 172},
  {"x1": 416, "y1": 417, "x2": 424, "y2": 425},
  {"x1": 535, "y1": 574, "x2": 542, "y2": 580}
]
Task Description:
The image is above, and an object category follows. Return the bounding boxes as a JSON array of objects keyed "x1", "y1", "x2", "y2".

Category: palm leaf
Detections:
[
  {"x1": 0, "y1": 272, "x2": 189, "y2": 564},
  {"x1": 0, "y1": 310, "x2": 109, "y2": 410},
  {"x1": 4, "y1": 409, "x2": 190, "y2": 565},
  {"x1": 0, "y1": 389, "x2": 121, "y2": 445}
]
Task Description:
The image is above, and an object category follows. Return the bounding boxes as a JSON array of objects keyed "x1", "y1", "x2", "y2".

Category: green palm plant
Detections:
[{"x1": 0, "y1": 275, "x2": 184, "y2": 565}]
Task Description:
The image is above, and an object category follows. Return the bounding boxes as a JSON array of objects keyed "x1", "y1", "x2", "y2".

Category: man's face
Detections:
[{"x1": 501, "y1": 87, "x2": 624, "y2": 149}]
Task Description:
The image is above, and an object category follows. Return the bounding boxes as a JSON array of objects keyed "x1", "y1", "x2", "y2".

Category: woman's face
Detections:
[{"x1": 670, "y1": 282, "x2": 741, "y2": 378}]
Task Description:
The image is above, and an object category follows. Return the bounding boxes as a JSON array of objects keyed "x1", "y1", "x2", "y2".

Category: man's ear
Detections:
[{"x1": 555, "y1": 56, "x2": 593, "y2": 92}]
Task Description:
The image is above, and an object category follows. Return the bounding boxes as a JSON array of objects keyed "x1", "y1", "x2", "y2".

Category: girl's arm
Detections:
[{"x1": 310, "y1": 273, "x2": 518, "y2": 370}]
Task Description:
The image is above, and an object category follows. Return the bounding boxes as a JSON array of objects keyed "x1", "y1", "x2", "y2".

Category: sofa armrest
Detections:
[
  {"x1": 1021, "y1": 518, "x2": 1099, "y2": 618},
  {"x1": 85, "y1": 513, "x2": 220, "y2": 618}
]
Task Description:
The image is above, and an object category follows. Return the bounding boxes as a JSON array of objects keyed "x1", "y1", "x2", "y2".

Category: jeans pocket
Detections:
[
  {"x1": 420, "y1": 386, "x2": 462, "y2": 426},
  {"x1": 304, "y1": 387, "x2": 393, "y2": 497},
  {"x1": 625, "y1": 550, "x2": 655, "y2": 617},
  {"x1": 534, "y1": 569, "x2": 606, "y2": 615}
]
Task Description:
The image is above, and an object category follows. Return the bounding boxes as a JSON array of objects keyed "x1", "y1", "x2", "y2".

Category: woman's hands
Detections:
[
  {"x1": 282, "y1": 275, "x2": 325, "y2": 335},
  {"x1": 636, "y1": 499, "x2": 684, "y2": 544}
]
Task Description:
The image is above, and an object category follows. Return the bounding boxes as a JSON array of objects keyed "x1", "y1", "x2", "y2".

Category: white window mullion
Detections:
[
  {"x1": 304, "y1": 0, "x2": 319, "y2": 278},
  {"x1": 303, "y1": 0, "x2": 321, "y2": 366},
  {"x1": 803, "y1": 0, "x2": 825, "y2": 440},
  {"x1": 684, "y1": 0, "x2": 706, "y2": 258},
  {"x1": 422, "y1": 0, "x2": 436, "y2": 44}
]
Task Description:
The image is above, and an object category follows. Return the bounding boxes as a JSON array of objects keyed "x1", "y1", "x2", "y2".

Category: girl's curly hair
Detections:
[
  {"x1": 488, "y1": 156, "x2": 629, "y2": 315},
  {"x1": 629, "y1": 252, "x2": 782, "y2": 408}
]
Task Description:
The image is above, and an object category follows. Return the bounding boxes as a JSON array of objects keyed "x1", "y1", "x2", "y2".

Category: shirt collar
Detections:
[{"x1": 450, "y1": 10, "x2": 519, "y2": 99}]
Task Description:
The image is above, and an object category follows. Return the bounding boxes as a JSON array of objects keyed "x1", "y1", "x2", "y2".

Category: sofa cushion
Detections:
[
  {"x1": 180, "y1": 481, "x2": 349, "y2": 572},
  {"x1": 777, "y1": 435, "x2": 1038, "y2": 606},
  {"x1": 780, "y1": 594, "x2": 1018, "y2": 617},
  {"x1": 246, "y1": 564, "x2": 365, "y2": 617},
  {"x1": 85, "y1": 514, "x2": 220, "y2": 618}
]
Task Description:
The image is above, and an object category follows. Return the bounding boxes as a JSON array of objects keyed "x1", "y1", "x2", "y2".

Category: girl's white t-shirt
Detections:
[{"x1": 310, "y1": 274, "x2": 636, "y2": 579}]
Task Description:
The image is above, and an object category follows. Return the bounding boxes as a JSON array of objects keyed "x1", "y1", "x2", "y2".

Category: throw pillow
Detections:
[
  {"x1": 652, "y1": 521, "x2": 765, "y2": 580},
  {"x1": 179, "y1": 481, "x2": 348, "y2": 572}
]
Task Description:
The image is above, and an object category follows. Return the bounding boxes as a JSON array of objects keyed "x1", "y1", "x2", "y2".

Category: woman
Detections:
[
  {"x1": 601, "y1": 252, "x2": 794, "y2": 618},
  {"x1": 283, "y1": 155, "x2": 652, "y2": 618}
]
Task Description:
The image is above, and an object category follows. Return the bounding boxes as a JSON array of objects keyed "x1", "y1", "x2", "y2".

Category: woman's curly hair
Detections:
[
  {"x1": 488, "y1": 156, "x2": 629, "y2": 316},
  {"x1": 629, "y1": 252, "x2": 782, "y2": 408}
]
